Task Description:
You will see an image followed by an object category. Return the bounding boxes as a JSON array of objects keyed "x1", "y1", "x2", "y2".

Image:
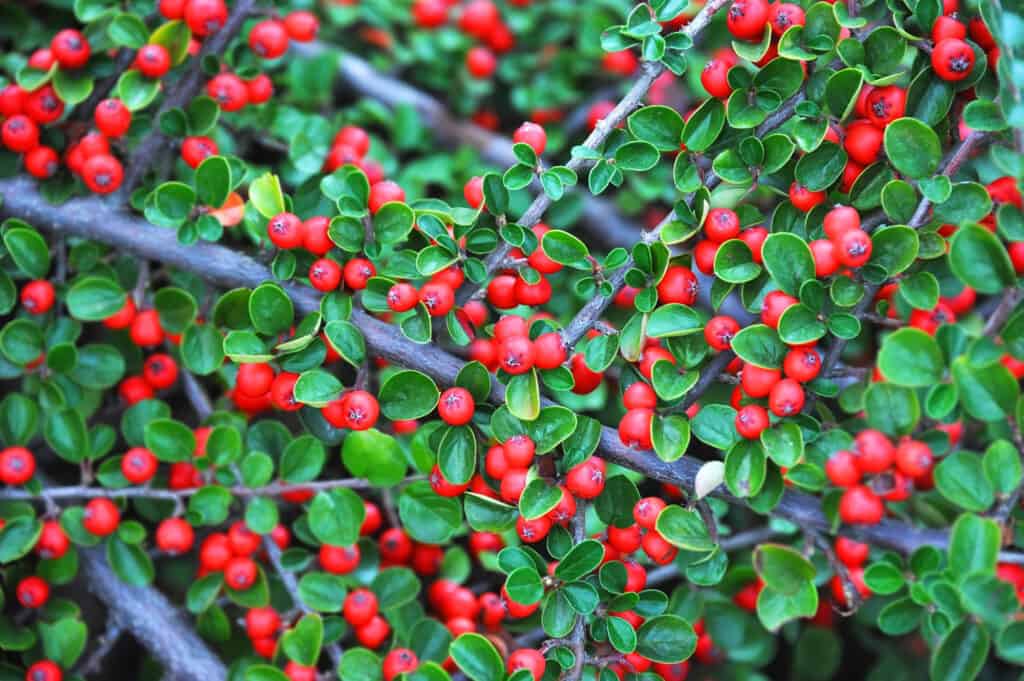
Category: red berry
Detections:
[
  {"x1": 835, "y1": 536, "x2": 869, "y2": 567},
  {"x1": 726, "y1": 0, "x2": 769, "y2": 40},
  {"x1": 321, "y1": 544, "x2": 361, "y2": 574},
  {"x1": 155, "y1": 517, "x2": 195, "y2": 554},
  {"x1": 270, "y1": 371, "x2": 301, "y2": 411},
  {"x1": 143, "y1": 353, "x2": 178, "y2": 390},
  {"x1": 134, "y1": 44, "x2": 172, "y2": 78},
  {"x1": 413, "y1": 0, "x2": 449, "y2": 28},
  {"x1": 430, "y1": 464, "x2": 470, "y2": 497},
  {"x1": 466, "y1": 46, "x2": 497, "y2": 78},
  {"x1": 895, "y1": 439, "x2": 933, "y2": 477},
  {"x1": 284, "y1": 11, "x2": 319, "y2": 42},
  {"x1": 94, "y1": 99, "x2": 132, "y2": 138},
  {"x1": 932, "y1": 38, "x2": 975, "y2": 81},
  {"x1": 704, "y1": 208, "x2": 741, "y2": 243},
  {"x1": 735, "y1": 404, "x2": 770, "y2": 439},
  {"x1": 2, "y1": 115, "x2": 39, "y2": 153},
  {"x1": 309, "y1": 258, "x2": 342, "y2": 292},
  {"x1": 344, "y1": 390, "x2": 380, "y2": 430},
  {"x1": 512, "y1": 121, "x2": 547, "y2": 156},
  {"x1": 438, "y1": 387, "x2": 475, "y2": 425},
  {"x1": 835, "y1": 228, "x2": 872, "y2": 268},
  {"x1": 634, "y1": 497, "x2": 666, "y2": 530},
  {"x1": 503, "y1": 434, "x2": 535, "y2": 468},
  {"x1": 267, "y1": 213, "x2": 305, "y2": 249},
  {"x1": 459, "y1": 0, "x2": 501, "y2": 38},
  {"x1": 853, "y1": 429, "x2": 895, "y2": 474},
  {"x1": 789, "y1": 182, "x2": 826, "y2": 211},
  {"x1": 565, "y1": 458, "x2": 606, "y2": 499},
  {"x1": 83, "y1": 498, "x2": 120, "y2": 536},
  {"x1": 783, "y1": 346, "x2": 821, "y2": 382},
  {"x1": 623, "y1": 381, "x2": 657, "y2": 410},
  {"x1": 844, "y1": 119, "x2": 884, "y2": 165},
  {"x1": 35, "y1": 520, "x2": 69, "y2": 559},
  {"x1": 768, "y1": 2, "x2": 805, "y2": 35},
  {"x1": 761, "y1": 290, "x2": 797, "y2": 328},
  {"x1": 130, "y1": 309, "x2": 165, "y2": 347},
  {"x1": 26, "y1": 661, "x2": 62, "y2": 681},
  {"x1": 865, "y1": 86, "x2": 906, "y2": 128},
  {"x1": 51, "y1": 29, "x2": 91, "y2": 69},
  {"x1": 823, "y1": 205, "x2": 861, "y2": 240},
  {"x1": 185, "y1": 0, "x2": 228, "y2": 37},
  {"x1": 383, "y1": 649, "x2": 419, "y2": 681},
  {"x1": 284, "y1": 663, "x2": 316, "y2": 681},
  {"x1": 533, "y1": 332, "x2": 567, "y2": 369},
  {"x1": 810, "y1": 239, "x2": 839, "y2": 277},
  {"x1": 657, "y1": 265, "x2": 699, "y2": 304},
  {"x1": 249, "y1": 20, "x2": 290, "y2": 59},
  {"x1": 181, "y1": 136, "x2": 218, "y2": 168},
  {"x1": 0, "y1": 85, "x2": 25, "y2": 117},
  {"x1": 618, "y1": 408, "x2": 654, "y2": 450},
  {"x1": 507, "y1": 649, "x2": 546, "y2": 681},
  {"x1": 516, "y1": 514, "x2": 552, "y2": 543},
  {"x1": 16, "y1": 575, "x2": 49, "y2": 608},
  {"x1": 344, "y1": 588, "x2": 379, "y2": 627},
  {"x1": 768, "y1": 378, "x2": 805, "y2": 416},
  {"x1": 839, "y1": 485, "x2": 885, "y2": 524},
  {"x1": 498, "y1": 336, "x2": 535, "y2": 375},
  {"x1": 419, "y1": 281, "x2": 454, "y2": 317},
  {"x1": 701, "y1": 58, "x2": 733, "y2": 99},
  {"x1": 641, "y1": 530, "x2": 678, "y2": 565},
  {"x1": 369, "y1": 180, "x2": 405, "y2": 213},
  {"x1": 122, "y1": 446, "x2": 158, "y2": 484},
  {"x1": 21, "y1": 280, "x2": 55, "y2": 315},
  {"x1": 246, "y1": 606, "x2": 281, "y2": 640},
  {"x1": 206, "y1": 73, "x2": 248, "y2": 112},
  {"x1": 704, "y1": 315, "x2": 740, "y2": 351}
]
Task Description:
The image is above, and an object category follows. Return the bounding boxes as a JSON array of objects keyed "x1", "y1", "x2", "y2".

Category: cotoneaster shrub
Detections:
[{"x1": 0, "y1": 0, "x2": 1022, "y2": 680}]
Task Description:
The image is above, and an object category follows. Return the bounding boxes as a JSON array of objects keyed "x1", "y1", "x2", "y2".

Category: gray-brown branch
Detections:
[{"x1": 5, "y1": 177, "x2": 1023, "y2": 563}]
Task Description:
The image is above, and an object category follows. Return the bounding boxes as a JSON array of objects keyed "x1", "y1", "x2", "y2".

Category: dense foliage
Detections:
[{"x1": 0, "y1": 0, "x2": 1023, "y2": 680}]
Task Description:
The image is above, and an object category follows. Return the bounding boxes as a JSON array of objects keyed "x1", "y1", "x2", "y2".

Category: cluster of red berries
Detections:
[
  {"x1": 411, "y1": 0, "x2": 519, "y2": 78},
  {"x1": 247, "y1": 11, "x2": 319, "y2": 60},
  {"x1": 196, "y1": 520, "x2": 285, "y2": 591},
  {"x1": 158, "y1": 0, "x2": 228, "y2": 37},
  {"x1": 205, "y1": 70, "x2": 275, "y2": 111},
  {"x1": 826, "y1": 430, "x2": 936, "y2": 525},
  {"x1": 692, "y1": 207, "x2": 768, "y2": 276}
]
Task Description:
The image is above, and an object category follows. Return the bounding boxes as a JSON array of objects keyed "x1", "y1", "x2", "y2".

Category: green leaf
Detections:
[
  {"x1": 450, "y1": 633, "x2": 505, "y2": 681},
  {"x1": 464, "y1": 493, "x2": 517, "y2": 533},
  {"x1": 249, "y1": 283, "x2": 293, "y2": 336},
  {"x1": 371, "y1": 566, "x2": 420, "y2": 610},
  {"x1": 144, "y1": 418, "x2": 195, "y2": 463},
  {"x1": 794, "y1": 142, "x2": 846, "y2": 191},
  {"x1": 195, "y1": 156, "x2": 231, "y2": 208},
  {"x1": 615, "y1": 140, "x2": 660, "y2": 171},
  {"x1": 952, "y1": 357, "x2": 1018, "y2": 422},
  {"x1": 374, "y1": 202, "x2": 415, "y2": 243},
  {"x1": 935, "y1": 451, "x2": 995, "y2": 512},
  {"x1": 949, "y1": 224, "x2": 1015, "y2": 294},
  {"x1": 281, "y1": 613, "x2": 323, "y2": 667},
  {"x1": 181, "y1": 323, "x2": 224, "y2": 375},
  {"x1": 555, "y1": 540, "x2": 604, "y2": 582},
  {"x1": 38, "y1": 617, "x2": 87, "y2": 668},
  {"x1": 724, "y1": 440, "x2": 766, "y2": 498},
  {"x1": 294, "y1": 369, "x2": 343, "y2": 407},
  {"x1": 930, "y1": 621, "x2": 990, "y2": 681},
  {"x1": 249, "y1": 173, "x2": 286, "y2": 219},
  {"x1": 107, "y1": 535, "x2": 155, "y2": 586},
  {"x1": 506, "y1": 370, "x2": 541, "y2": 421},
  {"x1": 66, "y1": 276, "x2": 125, "y2": 321},
  {"x1": 542, "y1": 230, "x2": 590, "y2": 268},
  {"x1": 379, "y1": 370, "x2": 439, "y2": 420},
  {"x1": 0, "y1": 517, "x2": 42, "y2": 563},
  {"x1": 636, "y1": 615, "x2": 697, "y2": 664},
  {"x1": 949, "y1": 514, "x2": 999, "y2": 577},
  {"x1": 108, "y1": 12, "x2": 149, "y2": 47},
  {"x1": 762, "y1": 233, "x2": 815, "y2": 296},
  {"x1": 398, "y1": 481, "x2": 461, "y2": 544},
  {"x1": 298, "y1": 572, "x2": 347, "y2": 612},
  {"x1": 342, "y1": 429, "x2": 407, "y2": 487},
  {"x1": 308, "y1": 488, "x2": 365, "y2": 547},
  {"x1": 753, "y1": 544, "x2": 815, "y2": 595},
  {"x1": 655, "y1": 505, "x2": 715, "y2": 553},
  {"x1": 883, "y1": 118, "x2": 942, "y2": 179},
  {"x1": 863, "y1": 382, "x2": 920, "y2": 436},
  {"x1": 877, "y1": 328, "x2": 944, "y2": 387},
  {"x1": 731, "y1": 324, "x2": 787, "y2": 368},
  {"x1": 628, "y1": 105, "x2": 684, "y2": 151},
  {"x1": 3, "y1": 228, "x2": 50, "y2": 279},
  {"x1": 117, "y1": 69, "x2": 159, "y2": 110},
  {"x1": 646, "y1": 303, "x2": 703, "y2": 338}
]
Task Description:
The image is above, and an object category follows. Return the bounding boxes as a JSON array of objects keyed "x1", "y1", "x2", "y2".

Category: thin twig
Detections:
[{"x1": 263, "y1": 538, "x2": 344, "y2": 667}]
